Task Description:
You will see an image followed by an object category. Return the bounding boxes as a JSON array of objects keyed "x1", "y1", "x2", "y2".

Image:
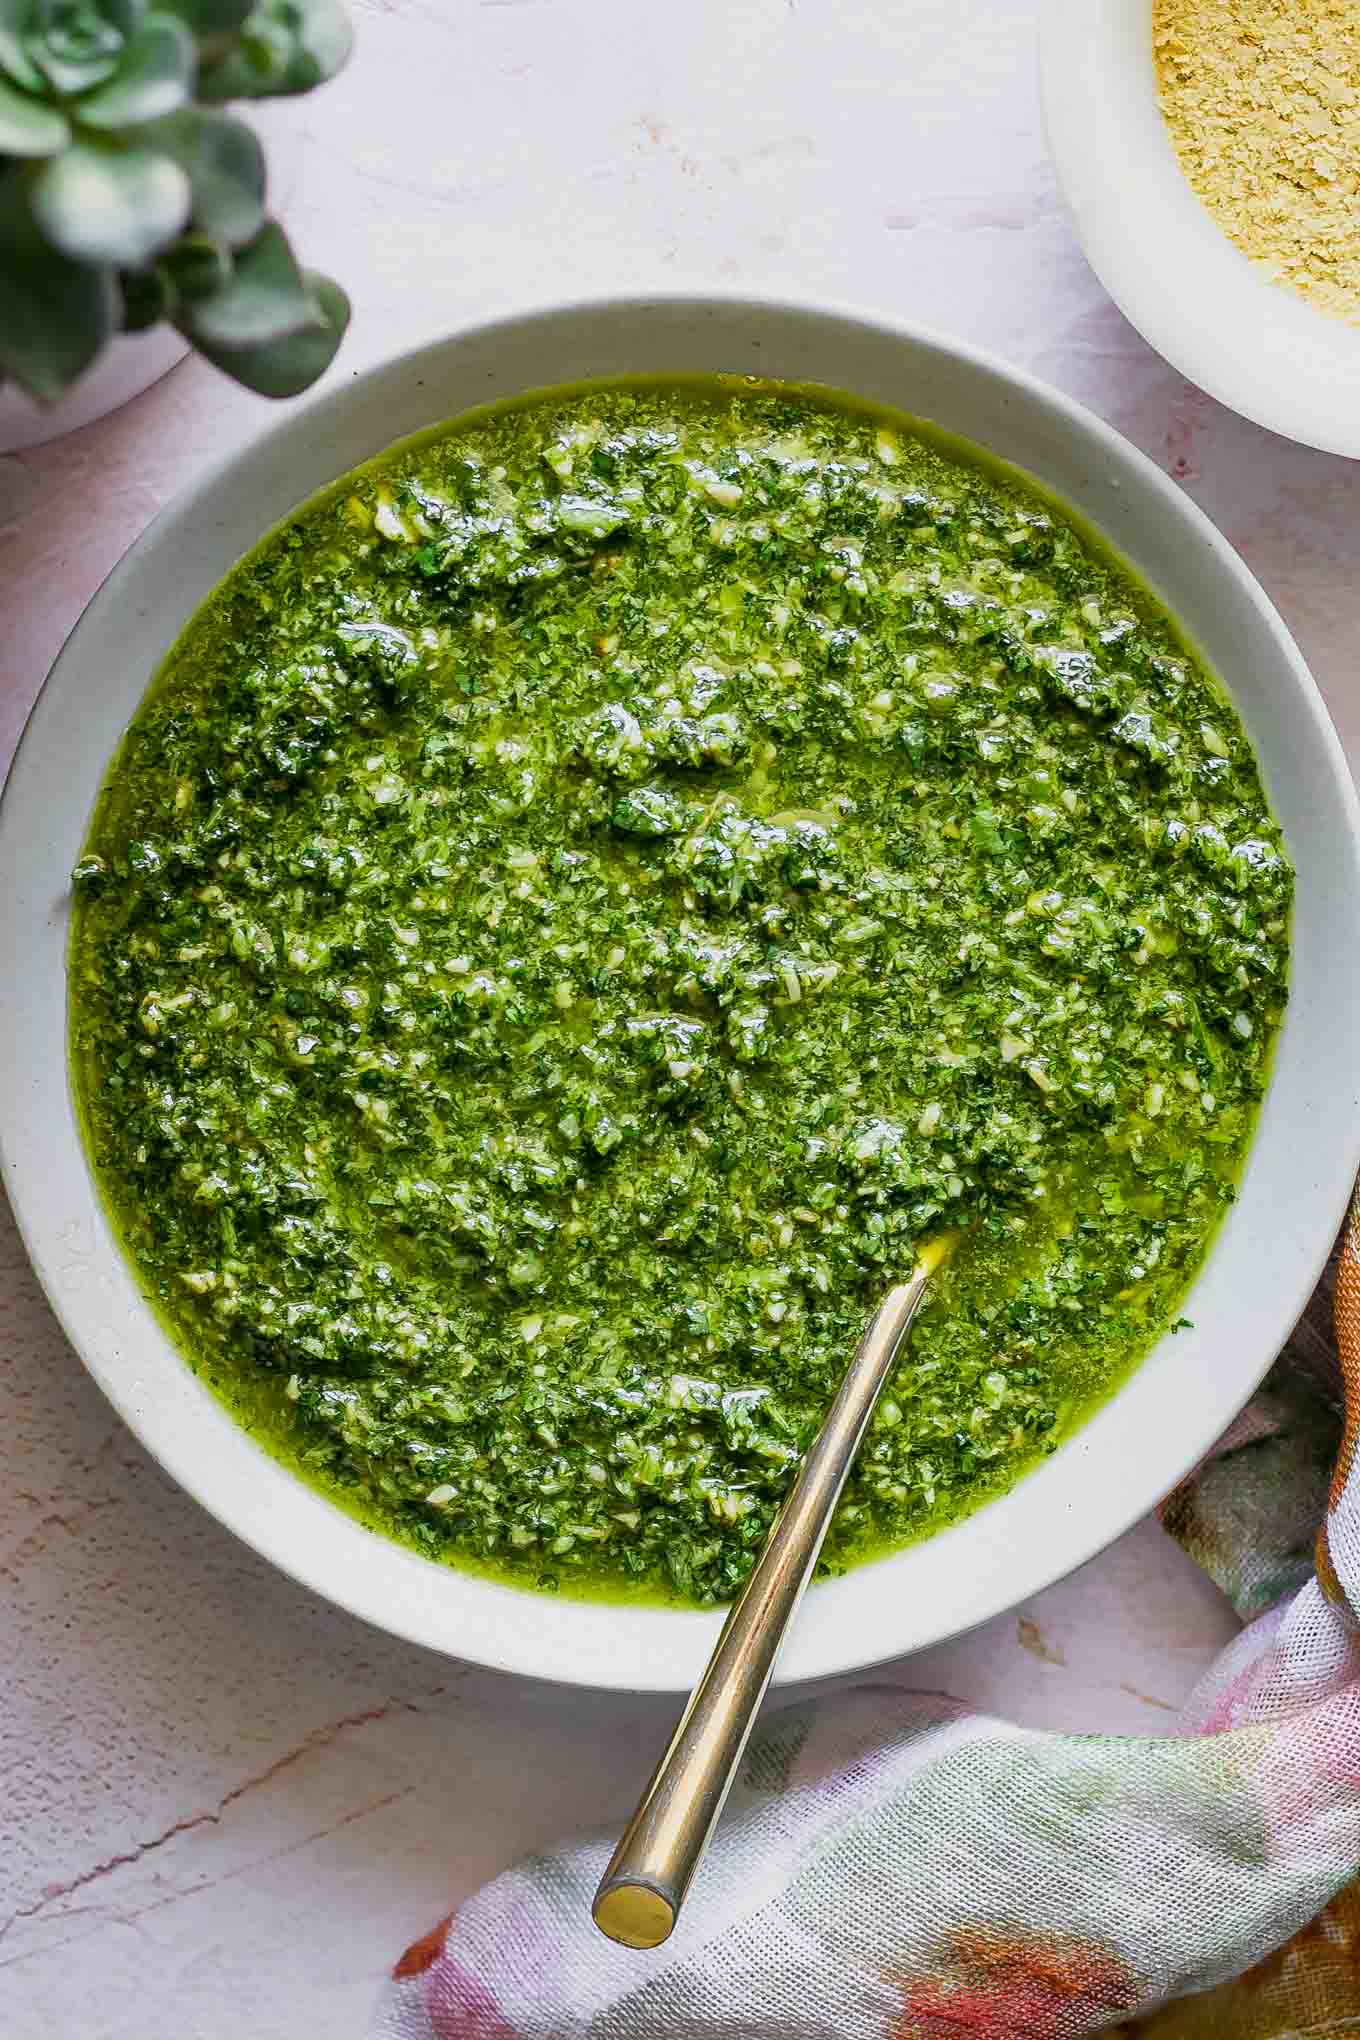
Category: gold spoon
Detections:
[{"x1": 592, "y1": 1234, "x2": 956, "y2": 1950}]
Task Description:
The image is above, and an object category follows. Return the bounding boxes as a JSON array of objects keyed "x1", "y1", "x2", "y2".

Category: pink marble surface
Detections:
[{"x1": 0, "y1": 2, "x2": 1354, "y2": 2031}]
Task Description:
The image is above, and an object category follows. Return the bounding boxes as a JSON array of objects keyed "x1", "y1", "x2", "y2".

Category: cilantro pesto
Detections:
[{"x1": 70, "y1": 378, "x2": 1290, "y2": 1608}]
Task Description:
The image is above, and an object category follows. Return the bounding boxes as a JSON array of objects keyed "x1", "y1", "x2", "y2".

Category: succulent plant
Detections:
[{"x1": 0, "y1": 0, "x2": 352, "y2": 403}]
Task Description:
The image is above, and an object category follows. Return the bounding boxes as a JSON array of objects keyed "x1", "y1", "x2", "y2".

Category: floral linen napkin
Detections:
[{"x1": 374, "y1": 1200, "x2": 1360, "y2": 2040}]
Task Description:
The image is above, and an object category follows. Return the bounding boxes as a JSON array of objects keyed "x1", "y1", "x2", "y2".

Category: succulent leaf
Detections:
[
  {"x1": 0, "y1": 0, "x2": 46, "y2": 91},
  {"x1": 119, "y1": 257, "x2": 171, "y2": 327},
  {"x1": 0, "y1": 68, "x2": 70, "y2": 153},
  {"x1": 149, "y1": 105, "x2": 264, "y2": 246},
  {"x1": 102, "y1": 0, "x2": 150, "y2": 35},
  {"x1": 0, "y1": 165, "x2": 118, "y2": 397},
  {"x1": 178, "y1": 215, "x2": 319, "y2": 346},
  {"x1": 26, "y1": 0, "x2": 130, "y2": 95},
  {"x1": 194, "y1": 15, "x2": 285, "y2": 100},
  {"x1": 77, "y1": 11, "x2": 193, "y2": 129},
  {"x1": 163, "y1": 0, "x2": 252, "y2": 29},
  {"x1": 186, "y1": 264, "x2": 346, "y2": 395},
  {"x1": 198, "y1": 0, "x2": 351, "y2": 100},
  {"x1": 31, "y1": 137, "x2": 192, "y2": 266},
  {"x1": 282, "y1": 0, "x2": 351, "y2": 87},
  {"x1": 161, "y1": 225, "x2": 229, "y2": 298}
]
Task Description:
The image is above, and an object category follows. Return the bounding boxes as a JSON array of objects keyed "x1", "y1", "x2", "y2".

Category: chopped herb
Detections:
[{"x1": 69, "y1": 378, "x2": 1290, "y2": 1607}]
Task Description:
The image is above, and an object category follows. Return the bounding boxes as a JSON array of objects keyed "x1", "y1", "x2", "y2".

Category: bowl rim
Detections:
[
  {"x1": 4, "y1": 287, "x2": 1358, "y2": 1694},
  {"x1": 1038, "y1": 0, "x2": 1360, "y2": 460}
]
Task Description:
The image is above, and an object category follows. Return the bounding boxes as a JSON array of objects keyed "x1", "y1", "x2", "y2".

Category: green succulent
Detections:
[{"x1": 0, "y1": 0, "x2": 353, "y2": 403}]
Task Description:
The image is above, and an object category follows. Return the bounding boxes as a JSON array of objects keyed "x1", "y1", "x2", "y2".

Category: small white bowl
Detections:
[
  {"x1": 3, "y1": 294, "x2": 1359, "y2": 1693},
  {"x1": 1039, "y1": 0, "x2": 1360, "y2": 458}
]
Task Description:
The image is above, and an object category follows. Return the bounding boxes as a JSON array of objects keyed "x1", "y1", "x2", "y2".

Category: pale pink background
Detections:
[{"x1": 1, "y1": 2, "x2": 1356, "y2": 2032}]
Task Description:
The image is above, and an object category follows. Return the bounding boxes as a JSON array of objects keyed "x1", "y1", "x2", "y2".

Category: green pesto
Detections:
[{"x1": 69, "y1": 377, "x2": 1291, "y2": 1608}]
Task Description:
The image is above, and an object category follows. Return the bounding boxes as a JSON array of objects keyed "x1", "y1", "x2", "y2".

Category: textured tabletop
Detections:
[{"x1": 2, "y1": 2, "x2": 1357, "y2": 2032}]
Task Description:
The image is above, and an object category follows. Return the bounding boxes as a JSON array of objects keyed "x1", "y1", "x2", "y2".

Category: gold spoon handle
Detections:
[{"x1": 592, "y1": 1263, "x2": 935, "y2": 1950}]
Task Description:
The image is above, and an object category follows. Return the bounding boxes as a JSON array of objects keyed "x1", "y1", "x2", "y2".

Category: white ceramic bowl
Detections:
[
  {"x1": 3, "y1": 295, "x2": 1358, "y2": 1694},
  {"x1": 1039, "y1": 0, "x2": 1360, "y2": 459}
]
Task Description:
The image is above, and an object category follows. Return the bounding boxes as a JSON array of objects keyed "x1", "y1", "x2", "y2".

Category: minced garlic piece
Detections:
[{"x1": 1154, "y1": 0, "x2": 1360, "y2": 325}]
